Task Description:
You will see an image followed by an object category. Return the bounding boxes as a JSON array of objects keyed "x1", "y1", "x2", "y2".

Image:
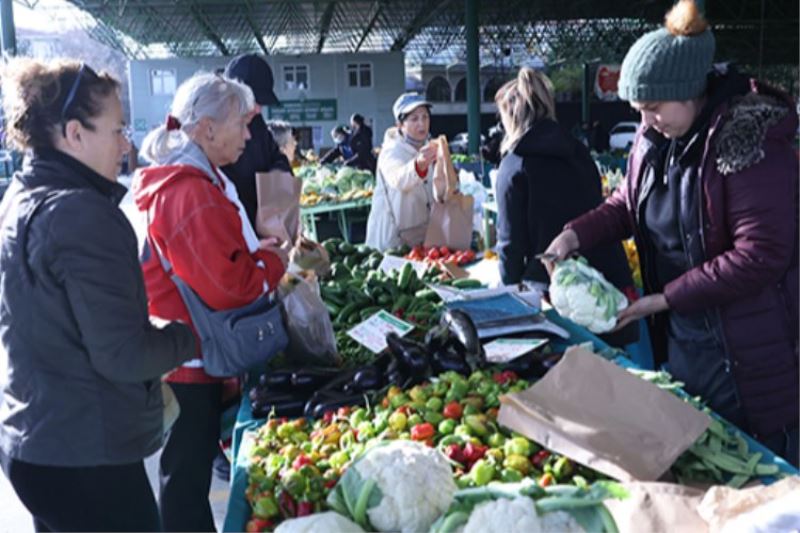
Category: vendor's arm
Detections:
[
  {"x1": 496, "y1": 167, "x2": 530, "y2": 284},
  {"x1": 664, "y1": 142, "x2": 797, "y2": 314},
  {"x1": 53, "y1": 197, "x2": 196, "y2": 383},
  {"x1": 319, "y1": 146, "x2": 341, "y2": 165}
]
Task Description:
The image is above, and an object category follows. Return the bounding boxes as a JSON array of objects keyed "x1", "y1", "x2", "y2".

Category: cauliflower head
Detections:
[
  {"x1": 354, "y1": 440, "x2": 457, "y2": 533},
  {"x1": 462, "y1": 497, "x2": 584, "y2": 533},
  {"x1": 273, "y1": 512, "x2": 363, "y2": 533},
  {"x1": 549, "y1": 258, "x2": 628, "y2": 334}
]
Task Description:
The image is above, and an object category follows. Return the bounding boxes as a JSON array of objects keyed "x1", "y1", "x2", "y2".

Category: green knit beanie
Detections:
[{"x1": 618, "y1": 27, "x2": 715, "y2": 102}]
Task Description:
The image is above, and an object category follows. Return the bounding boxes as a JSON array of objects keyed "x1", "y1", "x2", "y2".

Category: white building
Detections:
[{"x1": 128, "y1": 52, "x2": 405, "y2": 151}]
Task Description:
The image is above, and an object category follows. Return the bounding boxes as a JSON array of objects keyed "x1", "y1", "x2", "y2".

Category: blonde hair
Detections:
[
  {"x1": 496, "y1": 68, "x2": 556, "y2": 155},
  {"x1": 140, "y1": 72, "x2": 254, "y2": 164},
  {"x1": 665, "y1": 0, "x2": 708, "y2": 36}
]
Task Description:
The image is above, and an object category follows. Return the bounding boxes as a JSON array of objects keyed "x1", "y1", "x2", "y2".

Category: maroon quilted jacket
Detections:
[{"x1": 568, "y1": 80, "x2": 799, "y2": 437}]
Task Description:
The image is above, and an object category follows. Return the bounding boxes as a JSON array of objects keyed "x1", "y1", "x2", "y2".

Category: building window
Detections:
[
  {"x1": 347, "y1": 63, "x2": 372, "y2": 88},
  {"x1": 426, "y1": 76, "x2": 452, "y2": 103},
  {"x1": 283, "y1": 65, "x2": 309, "y2": 91},
  {"x1": 150, "y1": 69, "x2": 177, "y2": 95}
]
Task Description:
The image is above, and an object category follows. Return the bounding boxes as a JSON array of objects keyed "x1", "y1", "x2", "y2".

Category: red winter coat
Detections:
[
  {"x1": 568, "y1": 80, "x2": 799, "y2": 437},
  {"x1": 133, "y1": 163, "x2": 285, "y2": 384}
]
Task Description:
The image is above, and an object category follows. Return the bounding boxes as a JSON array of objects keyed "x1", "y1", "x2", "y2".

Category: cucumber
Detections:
[
  {"x1": 359, "y1": 306, "x2": 382, "y2": 320},
  {"x1": 325, "y1": 301, "x2": 342, "y2": 315},
  {"x1": 392, "y1": 294, "x2": 411, "y2": 313},
  {"x1": 398, "y1": 263, "x2": 415, "y2": 290},
  {"x1": 452, "y1": 278, "x2": 482, "y2": 289},
  {"x1": 415, "y1": 289, "x2": 438, "y2": 301},
  {"x1": 337, "y1": 302, "x2": 360, "y2": 323}
]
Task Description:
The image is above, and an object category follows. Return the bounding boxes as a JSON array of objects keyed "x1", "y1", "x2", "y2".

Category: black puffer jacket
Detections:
[
  {"x1": 0, "y1": 149, "x2": 195, "y2": 467},
  {"x1": 495, "y1": 119, "x2": 638, "y2": 345}
]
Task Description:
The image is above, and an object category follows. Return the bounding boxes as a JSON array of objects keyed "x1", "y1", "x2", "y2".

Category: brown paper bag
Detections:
[
  {"x1": 498, "y1": 346, "x2": 711, "y2": 481},
  {"x1": 424, "y1": 136, "x2": 474, "y2": 251},
  {"x1": 255, "y1": 170, "x2": 301, "y2": 244},
  {"x1": 604, "y1": 482, "x2": 707, "y2": 533}
]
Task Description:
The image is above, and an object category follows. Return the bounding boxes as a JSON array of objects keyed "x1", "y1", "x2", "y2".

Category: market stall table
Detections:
[
  {"x1": 300, "y1": 198, "x2": 371, "y2": 243},
  {"x1": 221, "y1": 309, "x2": 798, "y2": 532}
]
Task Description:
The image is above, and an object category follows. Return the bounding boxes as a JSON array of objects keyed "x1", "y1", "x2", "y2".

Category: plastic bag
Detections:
[{"x1": 278, "y1": 271, "x2": 341, "y2": 366}]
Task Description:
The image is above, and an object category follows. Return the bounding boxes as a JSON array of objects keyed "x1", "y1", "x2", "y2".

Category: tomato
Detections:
[
  {"x1": 410, "y1": 422, "x2": 435, "y2": 441},
  {"x1": 246, "y1": 518, "x2": 272, "y2": 532},
  {"x1": 463, "y1": 250, "x2": 476, "y2": 262},
  {"x1": 439, "y1": 246, "x2": 451, "y2": 256},
  {"x1": 427, "y1": 248, "x2": 440, "y2": 260},
  {"x1": 442, "y1": 401, "x2": 463, "y2": 419}
]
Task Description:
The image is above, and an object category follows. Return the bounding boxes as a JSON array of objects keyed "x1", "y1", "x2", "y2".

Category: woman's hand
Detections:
[
  {"x1": 416, "y1": 142, "x2": 438, "y2": 171},
  {"x1": 613, "y1": 293, "x2": 668, "y2": 331},
  {"x1": 541, "y1": 229, "x2": 580, "y2": 275}
]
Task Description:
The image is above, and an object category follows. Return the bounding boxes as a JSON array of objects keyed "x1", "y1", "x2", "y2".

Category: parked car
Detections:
[
  {"x1": 449, "y1": 132, "x2": 486, "y2": 154},
  {"x1": 608, "y1": 121, "x2": 639, "y2": 151}
]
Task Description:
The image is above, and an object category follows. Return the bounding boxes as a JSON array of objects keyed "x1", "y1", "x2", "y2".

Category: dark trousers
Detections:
[
  {"x1": 159, "y1": 382, "x2": 222, "y2": 532},
  {"x1": 2, "y1": 457, "x2": 160, "y2": 532}
]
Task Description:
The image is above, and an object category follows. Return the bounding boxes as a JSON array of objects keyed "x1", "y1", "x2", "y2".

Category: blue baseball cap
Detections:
[{"x1": 392, "y1": 92, "x2": 432, "y2": 122}]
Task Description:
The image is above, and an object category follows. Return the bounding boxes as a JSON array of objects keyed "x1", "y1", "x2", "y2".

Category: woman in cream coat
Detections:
[{"x1": 366, "y1": 93, "x2": 440, "y2": 251}]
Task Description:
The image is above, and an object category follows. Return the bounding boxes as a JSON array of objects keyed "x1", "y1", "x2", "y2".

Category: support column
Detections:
[
  {"x1": 0, "y1": 0, "x2": 16, "y2": 57},
  {"x1": 465, "y1": 0, "x2": 480, "y2": 154}
]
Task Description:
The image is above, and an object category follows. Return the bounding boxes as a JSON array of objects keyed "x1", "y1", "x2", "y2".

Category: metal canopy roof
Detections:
[{"x1": 59, "y1": 0, "x2": 798, "y2": 66}]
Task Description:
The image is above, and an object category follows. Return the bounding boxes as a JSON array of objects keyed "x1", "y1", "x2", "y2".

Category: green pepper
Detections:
[
  {"x1": 463, "y1": 404, "x2": 480, "y2": 416},
  {"x1": 426, "y1": 397, "x2": 444, "y2": 412},
  {"x1": 424, "y1": 411, "x2": 444, "y2": 425},
  {"x1": 500, "y1": 468, "x2": 524, "y2": 482},
  {"x1": 454, "y1": 424, "x2": 472, "y2": 438},
  {"x1": 438, "y1": 419, "x2": 457, "y2": 435},
  {"x1": 277, "y1": 422, "x2": 295, "y2": 440},
  {"x1": 388, "y1": 411, "x2": 408, "y2": 431},
  {"x1": 485, "y1": 448, "x2": 504, "y2": 465},
  {"x1": 407, "y1": 413, "x2": 423, "y2": 427},
  {"x1": 408, "y1": 385, "x2": 428, "y2": 402},
  {"x1": 487, "y1": 433, "x2": 505, "y2": 448},
  {"x1": 462, "y1": 396, "x2": 485, "y2": 410},
  {"x1": 252, "y1": 491, "x2": 279, "y2": 518},
  {"x1": 316, "y1": 459, "x2": 330, "y2": 472},
  {"x1": 503, "y1": 454, "x2": 531, "y2": 475},
  {"x1": 390, "y1": 393, "x2": 410, "y2": 409},
  {"x1": 357, "y1": 421, "x2": 375, "y2": 440},
  {"x1": 328, "y1": 451, "x2": 349, "y2": 470},
  {"x1": 282, "y1": 470, "x2": 306, "y2": 499},
  {"x1": 291, "y1": 431, "x2": 309, "y2": 444},
  {"x1": 470, "y1": 459, "x2": 495, "y2": 486},
  {"x1": 439, "y1": 434, "x2": 462, "y2": 447},
  {"x1": 432, "y1": 381, "x2": 449, "y2": 397},
  {"x1": 503, "y1": 437, "x2": 532, "y2": 457},
  {"x1": 464, "y1": 414, "x2": 490, "y2": 437},
  {"x1": 553, "y1": 456, "x2": 573, "y2": 479},
  {"x1": 456, "y1": 476, "x2": 473, "y2": 489},
  {"x1": 446, "y1": 380, "x2": 469, "y2": 401},
  {"x1": 300, "y1": 441, "x2": 313, "y2": 454},
  {"x1": 349, "y1": 408, "x2": 368, "y2": 427}
]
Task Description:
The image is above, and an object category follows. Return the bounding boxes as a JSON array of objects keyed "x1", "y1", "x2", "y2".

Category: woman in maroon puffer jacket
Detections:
[{"x1": 545, "y1": 0, "x2": 798, "y2": 465}]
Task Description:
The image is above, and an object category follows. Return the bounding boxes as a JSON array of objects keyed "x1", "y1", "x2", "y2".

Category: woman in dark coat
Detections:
[
  {"x1": 545, "y1": 0, "x2": 798, "y2": 464},
  {"x1": 494, "y1": 67, "x2": 639, "y2": 347}
]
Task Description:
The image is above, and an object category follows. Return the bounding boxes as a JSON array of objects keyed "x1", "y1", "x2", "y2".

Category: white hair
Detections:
[
  {"x1": 266, "y1": 120, "x2": 294, "y2": 148},
  {"x1": 140, "y1": 72, "x2": 255, "y2": 164}
]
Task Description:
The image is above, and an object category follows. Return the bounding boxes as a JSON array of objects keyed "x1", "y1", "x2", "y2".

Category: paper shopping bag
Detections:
[
  {"x1": 424, "y1": 136, "x2": 474, "y2": 250},
  {"x1": 255, "y1": 170, "x2": 301, "y2": 244},
  {"x1": 498, "y1": 346, "x2": 711, "y2": 482}
]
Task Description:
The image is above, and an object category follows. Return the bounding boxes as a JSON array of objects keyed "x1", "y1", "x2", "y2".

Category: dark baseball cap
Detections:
[{"x1": 225, "y1": 53, "x2": 279, "y2": 106}]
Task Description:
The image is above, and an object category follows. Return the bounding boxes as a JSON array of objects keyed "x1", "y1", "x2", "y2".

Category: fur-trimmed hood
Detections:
[{"x1": 714, "y1": 87, "x2": 796, "y2": 175}]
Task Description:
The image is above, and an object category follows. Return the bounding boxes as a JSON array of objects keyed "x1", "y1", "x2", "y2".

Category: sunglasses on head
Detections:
[{"x1": 60, "y1": 63, "x2": 96, "y2": 123}]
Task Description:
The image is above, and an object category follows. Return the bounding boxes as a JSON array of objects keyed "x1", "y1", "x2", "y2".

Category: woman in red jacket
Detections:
[
  {"x1": 545, "y1": 0, "x2": 798, "y2": 464},
  {"x1": 134, "y1": 72, "x2": 287, "y2": 531}
]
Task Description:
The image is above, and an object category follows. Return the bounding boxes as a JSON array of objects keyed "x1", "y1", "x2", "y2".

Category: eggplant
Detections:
[
  {"x1": 259, "y1": 370, "x2": 294, "y2": 391},
  {"x1": 291, "y1": 367, "x2": 341, "y2": 391},
  {"x1": 424, "y1": 324, "x2": 451, "y2": 353},
  {"x1": 310, "y1": 392, "x2": 367, "y2": 419},
  {"x1": 431, "y1": 348, "x2": 471, "y2": 376},
  {"x1": 385, "y1": 332, "x2": 429, "y2": 375},
  {"x1": 441, "y1": 310, "x2": 482, "y2": 357},
  {"x1": 353, "y1": 365, "x2": 384, "y2": 392},
  {"x1": 250, "y1": 391, "x2": 308, "y2": 418}
]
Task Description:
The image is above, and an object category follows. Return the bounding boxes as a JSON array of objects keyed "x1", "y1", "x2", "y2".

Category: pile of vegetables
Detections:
[
  {"x1": 628, "y1": 369, "x2": 782, "y2": 488},
  {"x1": 320, "y1": 238, "x2": 482, "y2": 366},
  {"x1": 404, "y1": 245, "x2": 477, "y2": 267},
  {"x1": 244, "y1": 370, "x2": 604, "y2": 531},
  {"x1": 297, "y1": 164, "x2": 374, "y2": 206},
  {"x1": 549, "y1": 257, "x2": 629, "y2": 334}
]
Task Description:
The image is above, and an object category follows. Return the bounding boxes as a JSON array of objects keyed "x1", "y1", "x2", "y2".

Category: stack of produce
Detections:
[
  {"x1": 244, "y1": 370, "x2": 604, "y2": 531},
  {"x1": 404, "y1": 245, "x2": 477, "y2": 267},
  {"x1": 297, "y1": 164, "x2": 374, "y2": 206}
]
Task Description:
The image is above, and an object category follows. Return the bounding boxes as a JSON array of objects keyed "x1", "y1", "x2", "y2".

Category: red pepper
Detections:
[
  {"x1": 292, "y1": 454, "x2": 313, "y2": 470},
  {"x1": 463, "y1": 442, "x2": 488, "y2": 463},
  {"x1": 245, "y1": 518, "x2": 272, "y2": 532},
  {"x1": 492, "y1": 370, "x2": 519, "y2": 385},
  {"x1": 337, "y1": 406, "x2": 351, "y2": 418},
  {"x1": 442, "y1": 401, "x2": 463, "y2": 419},
  {"x1": 322, "y1": 410, "x2": 335, "y2": 425},
  {"x1": 445, "y1": 444, "x2": 466, "y2": 464},
  {"x1": 531, "y1": 450, "x2": 551, "y2": 469},
  {"x1": 410, "y1": 422, "x2": 435, "y2": 441},
  {"x1": 297, "y1": 500, "x2": 314, "y2": 517},
  {"x1": 278, "y1": 491, "x2": 297, "y2": 518},
  {"x1": 324, "y1": 479, "x2": 338, "y2": 489},
  {"x1": 394, "y1": 309, "x2": 405, "y2": 319}
]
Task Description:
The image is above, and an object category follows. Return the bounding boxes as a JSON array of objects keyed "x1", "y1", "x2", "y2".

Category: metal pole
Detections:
[
  {"x1": 581, "y1": 62, "x2": 591, "y2": 126},
  {"x1": 465, "y1": 0, "x2": 480, "y2": 155},
  {"x1": 0, "y1": 0, "x2": 16, "y2": 57}
]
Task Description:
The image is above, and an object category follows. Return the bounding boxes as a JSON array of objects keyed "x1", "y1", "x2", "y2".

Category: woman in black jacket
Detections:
[
  {"x1": 494, "y1": 67, "x2": 638, "y2": 346},
  {"x1": 0, "y1": 58, "x2": 195, "y2": 532}
]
